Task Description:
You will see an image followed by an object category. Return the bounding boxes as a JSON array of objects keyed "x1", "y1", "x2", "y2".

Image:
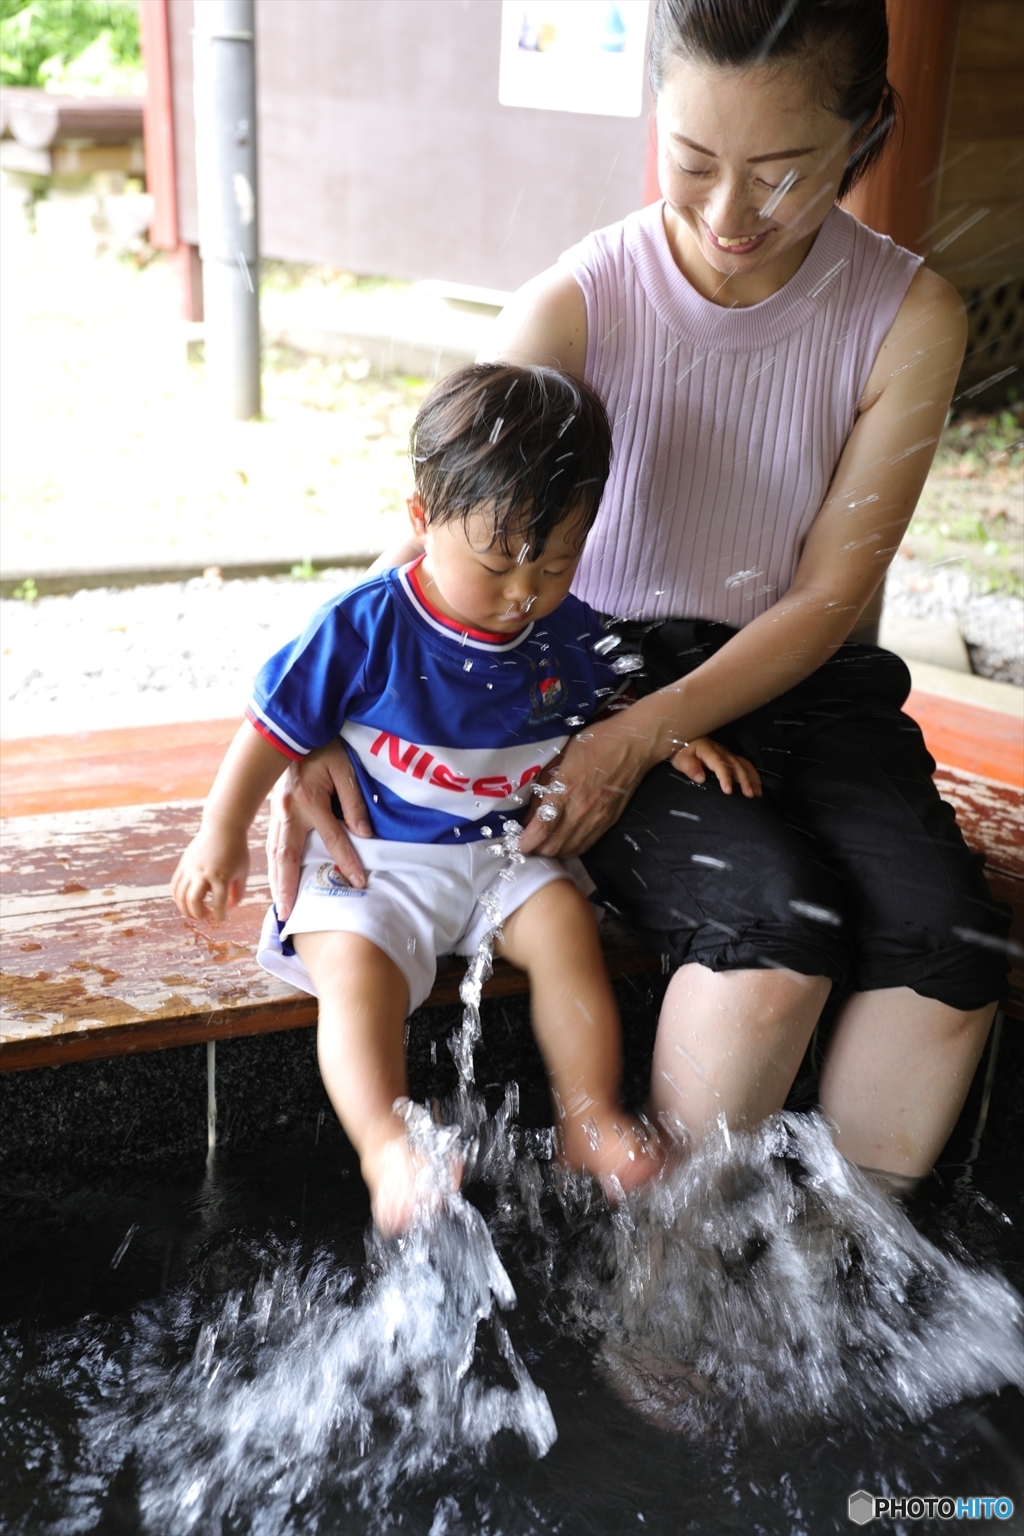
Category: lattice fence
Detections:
[{"x1": 958, "y1": 278, "x2": 1024, "y2": 397}]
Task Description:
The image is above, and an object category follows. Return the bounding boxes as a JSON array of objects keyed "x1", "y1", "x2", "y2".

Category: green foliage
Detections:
[
  {"x1": 289, "y1": 558, "x2": 318, "y2": 581},
  {"x1": 10, "y1": 577, "x2": 38, "y2": 601},
  {"x1": 947, "y1": 404, "x2": 1024, "y2": 469},
  {"x1": 0, "y1": 0, "x2": 141, "y2": 92}
]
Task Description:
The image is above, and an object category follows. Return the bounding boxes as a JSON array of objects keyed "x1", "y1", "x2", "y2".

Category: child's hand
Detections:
[
  {"x1": 171, "y1": 826, "x2": 250, "y2": 921},
  {"x1": 670, "y1": 737, "x2": 761, "y2": 798}
]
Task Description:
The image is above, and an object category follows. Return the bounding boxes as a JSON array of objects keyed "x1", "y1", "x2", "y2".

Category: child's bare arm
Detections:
[
  {"x1": 670, "y1": 737, "x2": 761, "y2": 797},
  {"x1": 172, "y1": 723, "x2": 291, "y2": 921}
]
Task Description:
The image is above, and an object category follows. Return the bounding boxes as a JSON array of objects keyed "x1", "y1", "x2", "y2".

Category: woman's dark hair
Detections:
[
  {"x1": 410, "y1": 363, "x2": 612, "y2": 556},
  {"x1": 649, "y1": 0, "x2": 900, "y2": 200}
]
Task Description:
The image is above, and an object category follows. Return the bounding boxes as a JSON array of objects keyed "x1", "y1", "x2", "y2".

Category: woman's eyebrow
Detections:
[{"x1": 671, "y1": 133, "x2": 816, "y2": 163}]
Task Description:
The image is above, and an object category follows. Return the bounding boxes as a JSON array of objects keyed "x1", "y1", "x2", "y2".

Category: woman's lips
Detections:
[{"x1": 702, "y1": 220, "x2": 771, "y2": 255}]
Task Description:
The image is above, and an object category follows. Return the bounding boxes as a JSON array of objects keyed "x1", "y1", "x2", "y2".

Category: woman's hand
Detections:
[
  {"x1": 267, "y1": 739, "x2": 372, "y2": 919},
  {"x1": 670, "y1": 737, "x2": 761, "y2": 797},
  {"x1": 518, "y1": 714, "x2": 657, "y2": 858}
]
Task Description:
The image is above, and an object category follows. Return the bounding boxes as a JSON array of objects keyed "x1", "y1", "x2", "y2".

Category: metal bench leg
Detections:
[{"x1": 207, "y1": 1039, "x2": 217, "y2": 1158}]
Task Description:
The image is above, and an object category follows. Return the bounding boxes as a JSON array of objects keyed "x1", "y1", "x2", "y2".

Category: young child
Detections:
[{"x1": 172, "y1": 364, "x2": 759, "y2": 1233}]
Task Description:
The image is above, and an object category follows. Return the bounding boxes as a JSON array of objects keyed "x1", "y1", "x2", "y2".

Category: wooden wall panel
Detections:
[
  {"x1": 938, "y1": 139, "x2": 1024, "y2": 204},
  {"x1": 930, "y1": 0, "x2": 1024, "y2": 292},
  {"x1": 165, "y1": 0, "x2": 652, "y2": 291},
  {"x1": 953, "y1": 0, "x2": 1024, "y2": 68},
  {"x1": 947, "y1": 70, "x2": 1024, "y2": 139}
]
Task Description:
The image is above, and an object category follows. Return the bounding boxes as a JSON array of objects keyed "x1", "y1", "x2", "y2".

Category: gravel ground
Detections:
[
  {"x1": 2, "y1": 557, "x2": 1019, "y2": 742},
  {"x1": 883, "y1": 554, "x2": 1023, "y2": 686},
  {"x1": 0, "y1": 570, "x2": 367, "y2": 739}
]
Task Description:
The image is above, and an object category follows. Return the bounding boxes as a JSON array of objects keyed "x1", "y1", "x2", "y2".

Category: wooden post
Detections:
[
  {"x1": 140, "y1": 0, "x2": 203, "y2": 321},
  {"x1": 140, "y1": 0, "x2": 178, "y2": 249},
  {"x1": 844, "y1": 0, "x2": 963, "y2": 255}
]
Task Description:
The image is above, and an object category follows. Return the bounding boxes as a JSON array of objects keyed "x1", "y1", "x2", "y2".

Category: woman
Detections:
[{"x1": 267, "y1": 0, "x2": 1008, "y2": 1190}]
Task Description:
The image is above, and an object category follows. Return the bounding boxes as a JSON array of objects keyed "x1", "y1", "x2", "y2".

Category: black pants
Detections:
[{"x1": 582, "y1": 621, "x2": 1009, "y2": 1010}]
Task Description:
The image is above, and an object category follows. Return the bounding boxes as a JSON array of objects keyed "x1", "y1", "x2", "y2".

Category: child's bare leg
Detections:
[
  {"x1": 292, "y1": 930, "x2": 421, "y2": 1234},
  {"x1": 496, "y1": 880, "x2": 661, "y2": 1191}
]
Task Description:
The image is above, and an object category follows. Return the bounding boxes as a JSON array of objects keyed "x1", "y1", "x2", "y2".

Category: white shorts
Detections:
[{"x1": 256, "y1": 832, "x2": 570, "y2": 1014}]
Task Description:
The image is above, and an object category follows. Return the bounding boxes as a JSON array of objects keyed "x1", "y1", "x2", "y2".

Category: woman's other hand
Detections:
[
  {"x1": 518, "y1": 714, "x2": 656, "y2": 859},
  {"x1": 670, "y1": 737, "x2": 761, "y2": 797},
  {"x1": 267, "y1": 739, "x2": 372, "y2": 918}
]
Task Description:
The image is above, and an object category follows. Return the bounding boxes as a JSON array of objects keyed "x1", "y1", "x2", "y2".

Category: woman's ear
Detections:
[{"x1": 407, "y1": 493, "x2": 428, "y2": 537}]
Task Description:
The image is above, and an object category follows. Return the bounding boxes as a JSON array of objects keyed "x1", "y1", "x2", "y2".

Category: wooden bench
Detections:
[{"x1": 1, "y1": 692, "x2": 1021, "y2": 1074}]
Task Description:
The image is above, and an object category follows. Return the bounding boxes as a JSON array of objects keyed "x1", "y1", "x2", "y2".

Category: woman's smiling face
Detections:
[{"x1": 655, "y1": 55, "x2": 854, "y2": 305}]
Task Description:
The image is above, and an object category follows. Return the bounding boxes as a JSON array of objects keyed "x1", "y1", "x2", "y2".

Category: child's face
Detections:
[{"x1": 409, "y1": 498, "x2": 586, "y2": 634}]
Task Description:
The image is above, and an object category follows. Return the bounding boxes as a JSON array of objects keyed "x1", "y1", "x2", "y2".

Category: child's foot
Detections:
[
  {"x1": 562, "y1": 1110, "x2": 663, "y2": 1197},
  {"x1": 362, "y1": 1132, "x2": 463, "y2": 1236}
]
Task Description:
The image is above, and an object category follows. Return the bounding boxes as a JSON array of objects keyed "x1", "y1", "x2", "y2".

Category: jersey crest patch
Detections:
[{"x1": 526, "y1": 673, "x2": 568, "y2": 725}]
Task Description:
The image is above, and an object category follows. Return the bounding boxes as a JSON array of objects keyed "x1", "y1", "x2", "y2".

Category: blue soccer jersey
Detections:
[{"x1": 247, "y1": 558, "x2": 623, "y2": 844}]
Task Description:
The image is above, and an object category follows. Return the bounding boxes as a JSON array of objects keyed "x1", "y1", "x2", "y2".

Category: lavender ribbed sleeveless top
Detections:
[{"x1": 561, "y1": 203, "x2": 921, "y2": 625}]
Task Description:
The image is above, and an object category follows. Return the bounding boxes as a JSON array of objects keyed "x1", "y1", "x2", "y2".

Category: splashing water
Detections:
[
  {"x1": 88, "y1": 1178, "x2": 553, "y2": 1534},
  {"x1": 551, "y1": 1113, "x2": 1023, "y2": 1440}
]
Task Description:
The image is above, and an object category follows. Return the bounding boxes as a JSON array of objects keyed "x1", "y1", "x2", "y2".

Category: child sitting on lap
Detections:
[{"x1": 172, "y1": 363, "x2": 758, "y2": 1233}]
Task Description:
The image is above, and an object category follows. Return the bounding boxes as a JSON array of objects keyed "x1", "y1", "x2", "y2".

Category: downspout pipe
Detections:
[{"x1": 193, "y1": 0, "x2": 261, "y2": 419}]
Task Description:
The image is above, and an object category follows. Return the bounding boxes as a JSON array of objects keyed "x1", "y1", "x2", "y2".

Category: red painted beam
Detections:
[
  {"x1": 843, "y1": 0, "x2": 963, "y2": 255},
  {"x1": 139, "y1": 0, "x2": 178, "y2": 250},
  {"x1": 907, "y1": 689, "x2": 1023, "y2": 788},
  {"x1": 0, "y1": 690, "x2": 1020, "y2": 821}
]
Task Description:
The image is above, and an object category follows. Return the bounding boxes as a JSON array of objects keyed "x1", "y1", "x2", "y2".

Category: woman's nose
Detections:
[{"x1": 704, "y1": 177, "x2": 757, "y2": 235}]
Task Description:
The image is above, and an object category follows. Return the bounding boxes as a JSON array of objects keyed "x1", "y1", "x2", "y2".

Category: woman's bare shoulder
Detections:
[
  {"x1": 860, "y1": 265, "x2": 966, "y2": 414},
  {"x1": 479, "y1": 264, "x2": 588, "y2": 377}
]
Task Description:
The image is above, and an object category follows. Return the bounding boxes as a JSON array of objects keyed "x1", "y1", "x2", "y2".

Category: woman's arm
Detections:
[{"x1": 517, "y1": 266, "x2": 967, "y2": 857}]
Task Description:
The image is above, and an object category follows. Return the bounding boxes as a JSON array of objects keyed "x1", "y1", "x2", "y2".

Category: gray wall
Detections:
[{"x1": 167, "y1": 0, "x2": 652, "y2": 290}]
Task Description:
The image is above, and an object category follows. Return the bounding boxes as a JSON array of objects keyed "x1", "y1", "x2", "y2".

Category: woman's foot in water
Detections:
[{"x1": 562, "y1": 1108, "x2": 664, "y2": 1197}]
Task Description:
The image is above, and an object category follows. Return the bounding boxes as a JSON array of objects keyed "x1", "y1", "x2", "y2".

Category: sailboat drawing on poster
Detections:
[{"x1": 499, "y1": 1, "x2": 650, "y2": 117}]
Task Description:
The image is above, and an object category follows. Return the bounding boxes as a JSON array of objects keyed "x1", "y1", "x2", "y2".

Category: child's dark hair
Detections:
[
  {"x1": 410, "y1": 363, "x2": 612, "y2": 556},
  {"x1": 649, "y1": 0, "x2": 899, "y2": 201}
]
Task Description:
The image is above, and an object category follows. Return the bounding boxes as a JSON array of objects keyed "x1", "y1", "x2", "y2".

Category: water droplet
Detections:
[
  {"x1": 536, "y1": 803, "x2": 559, "y2": 822},
  {"x1": 611, "y1": 654, "x2": 644, "y2": 675},
  {"x1": 565, "y1": 715, "x2": 585, "y2": 727},
  {"x1": 593, "y1": 634, "x2": 621, "y2": 655}
]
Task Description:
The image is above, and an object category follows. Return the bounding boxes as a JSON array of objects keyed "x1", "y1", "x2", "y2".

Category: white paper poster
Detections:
[{"x1": 499, "y1": 1, "x2": 650, "y2": 118}]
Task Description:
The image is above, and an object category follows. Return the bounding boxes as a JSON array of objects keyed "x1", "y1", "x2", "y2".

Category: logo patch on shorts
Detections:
[{"x1": 312, "y1": 862, "x2": 366, "y2": 896}]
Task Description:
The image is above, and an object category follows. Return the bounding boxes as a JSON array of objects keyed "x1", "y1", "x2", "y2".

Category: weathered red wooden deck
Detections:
[{"x1": 2, "y1": 689, "x2": 1021, "y2": 1071}]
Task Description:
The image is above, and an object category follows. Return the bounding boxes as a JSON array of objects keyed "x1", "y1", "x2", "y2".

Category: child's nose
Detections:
[{"x1": 503, "y1": 571, "x2": 536, "y2": 605}]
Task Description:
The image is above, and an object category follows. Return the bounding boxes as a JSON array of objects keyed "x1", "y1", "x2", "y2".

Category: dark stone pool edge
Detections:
[{"x1": 2, "y1": 980, "x2": 1020, "y2": 1190}]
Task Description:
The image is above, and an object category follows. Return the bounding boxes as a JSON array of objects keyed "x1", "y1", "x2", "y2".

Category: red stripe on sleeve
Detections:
[{"x1": 245, "y1": 709, "x2": 305, "y2": 760}]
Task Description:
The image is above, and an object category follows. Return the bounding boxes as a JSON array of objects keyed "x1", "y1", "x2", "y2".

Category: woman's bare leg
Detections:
[
  {"x1": 819, "y1": 988, "x2": 996, "y2": 1177},
  {"x1": 293, "y1": 930, "x2": 422, "y2": 1234},
  {"x1": 650, "y1": 964, "x2": 831, "y2": 1138}
]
